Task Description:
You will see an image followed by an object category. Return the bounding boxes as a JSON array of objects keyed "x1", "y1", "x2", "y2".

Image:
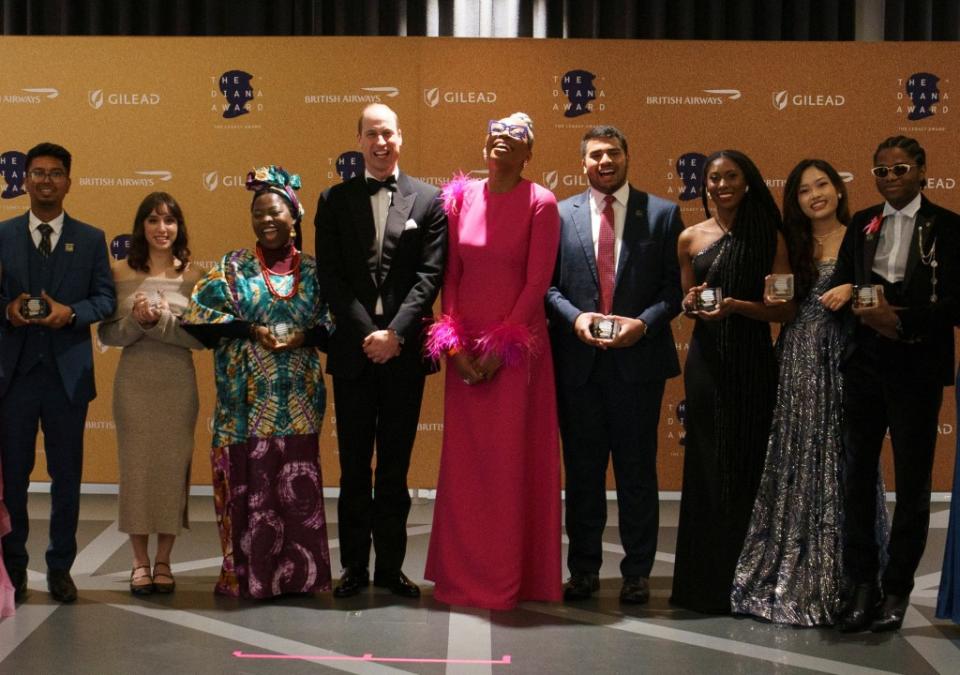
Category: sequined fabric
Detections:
[{"x1": 731, "y1": 261, "x2": 848, "y2": 625}]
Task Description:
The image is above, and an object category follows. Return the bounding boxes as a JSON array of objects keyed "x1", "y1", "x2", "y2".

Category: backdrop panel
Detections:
[{"x1": 0, "y1": 37, "x2": 955, "y2": 490}]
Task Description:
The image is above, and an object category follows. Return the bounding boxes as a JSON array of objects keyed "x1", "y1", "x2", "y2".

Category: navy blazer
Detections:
[
  {"x1": 546, "y1": 186, "x2": 684, "y2": 389},
  {"x1": 830, "y1": 194, "x2": 960, "y2": 385},
  {"x1": 314, "y1": 172, "x2": 447, "y2": 379},
  {"x1": 0, "y1": 212, "x2": 116, "y2": 403}
]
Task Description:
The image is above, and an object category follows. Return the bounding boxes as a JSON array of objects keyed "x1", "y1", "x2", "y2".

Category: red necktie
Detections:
[{"x1": 597, "y1": 195, "x2": 616, "y2": 314}]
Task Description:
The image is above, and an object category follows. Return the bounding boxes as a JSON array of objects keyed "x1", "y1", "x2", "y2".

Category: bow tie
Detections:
[{"x1": 366, "y1": 175, "x2": 397, "y2": 195}]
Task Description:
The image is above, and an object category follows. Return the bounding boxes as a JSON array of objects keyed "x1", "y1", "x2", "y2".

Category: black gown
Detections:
[{"x1": 671, "y1": 235, "x2": 777, "y2": 614}]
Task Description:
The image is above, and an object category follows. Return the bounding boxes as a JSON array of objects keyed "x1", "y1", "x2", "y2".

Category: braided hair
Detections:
[
  {"x1": 874, "y1": 135, "x2": 927, "y2": 188},
  {"x1": 699, "y1": 150, "x2": 782, "y2": 506},
  {"x1": 781, "y1": 159, "x2": 851, "y2": 302}
]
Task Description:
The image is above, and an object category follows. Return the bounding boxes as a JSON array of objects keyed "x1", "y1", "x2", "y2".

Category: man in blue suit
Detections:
[
  {"x1": 547, "y1": 126, "x2": 683, "y2": 604},
  {"x1": 0, "y1": 142, "x2": 115, "y2": 603}
]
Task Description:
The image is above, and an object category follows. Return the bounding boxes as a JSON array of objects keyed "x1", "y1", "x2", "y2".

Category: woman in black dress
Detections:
[{"x1": 672, "y1": 150, "x2": 795, "y2": 613}]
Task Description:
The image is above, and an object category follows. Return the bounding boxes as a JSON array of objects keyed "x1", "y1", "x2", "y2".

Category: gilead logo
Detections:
[{"x1": 88, "y1": 89, "x2": 161, "y2": 109}]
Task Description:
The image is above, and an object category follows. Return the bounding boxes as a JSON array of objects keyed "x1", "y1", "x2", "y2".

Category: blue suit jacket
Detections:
[
  {"x1": 546, "y1": 186, "x2": 683, "y2": 389},
  {"x1": 0, "y1": 212, "x2": 116, "y2": 403}
]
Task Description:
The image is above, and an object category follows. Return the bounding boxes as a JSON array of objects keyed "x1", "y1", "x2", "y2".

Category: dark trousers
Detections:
[
  {"x1": 558, "y1": 351, "x2": 664, "y2": 578},
  {"x1": 1, "y1": 361, "x2": 88, "y2": 572},
  {"x1": 842, "y1": 343, "x2": 943, "y2": 596},
  {"x1": 333, "y1": 362, "x2": 426, "y2": 574}
]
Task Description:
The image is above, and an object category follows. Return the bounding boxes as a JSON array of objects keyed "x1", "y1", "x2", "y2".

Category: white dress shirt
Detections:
[
  {"x1": 28, "y1": 210, "x2": 65, "y2": 251},
  {"x1": 366, "y1": 168, "x2": 400, "y2": 315},
  {"x1": 872, "y1": 192, "x2": 922, "y2": 283},
  {"x1": 589, "y1": 182, "x2": 629, "y2": 274}
]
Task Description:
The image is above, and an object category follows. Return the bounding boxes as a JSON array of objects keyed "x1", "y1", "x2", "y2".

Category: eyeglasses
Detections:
[
  {"x1": 488, "y1": 120, "x2": 529, "y2": 142},
  {"x1": 871, "y1": 164, "x2": 915, "y2": 178},
  {"x1": 28, "y1": 169, "x2": 67, "y2": 182}
]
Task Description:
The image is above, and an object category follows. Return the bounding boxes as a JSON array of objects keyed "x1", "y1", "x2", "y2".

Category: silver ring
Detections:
[{"x1": 462, "y1": 378, "x2": 471, "y2": 385}]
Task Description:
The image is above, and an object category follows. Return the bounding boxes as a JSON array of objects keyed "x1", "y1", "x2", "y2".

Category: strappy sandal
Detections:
[
  {"x1": 152, "y1": 561, "x2": 176, "y2": 594},
  {"x1": 130, "y1": 564, "x2": 154, "y2": 595}
]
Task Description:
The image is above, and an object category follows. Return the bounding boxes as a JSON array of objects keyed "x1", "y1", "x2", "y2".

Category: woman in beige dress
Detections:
[{"x1": 98, "y1": 192, "x2": 202, "y2": 595}]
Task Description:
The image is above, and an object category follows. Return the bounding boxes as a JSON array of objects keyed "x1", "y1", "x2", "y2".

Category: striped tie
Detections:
[{"x1": 38, "y1": 223, "x2": 53, "y2": 257}]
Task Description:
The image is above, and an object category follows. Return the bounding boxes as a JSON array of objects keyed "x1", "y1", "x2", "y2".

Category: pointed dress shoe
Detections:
[
  {"x1": 835, "y1": 583, "x2": 879, "y2": 633},
  {"x1": 333, "y1": 568, "x2": 370, "y2": 598},
  {"x1": 8, "y1": 567, "x2": 28, "y2": 603},
  {"x1": 563, "y1": 574, "x2": 600, "y2": 601},
  {"x1": 373, "y1": 570, "x2": 420, "y2": 598},
  {"x1": 870, "y1": 593, "x2": 909, "y2": 633},
  {"x1": 620, "y1": 576, "x2": 651, "y2": 604},
  {"x1": 47, "y1": 569, "x2": 78, "y2": 603}
]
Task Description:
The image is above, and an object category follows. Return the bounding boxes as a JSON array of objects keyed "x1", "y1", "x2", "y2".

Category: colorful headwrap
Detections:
[{"x1": 245, "y1": 165, "x2": 305, "y2": 219}]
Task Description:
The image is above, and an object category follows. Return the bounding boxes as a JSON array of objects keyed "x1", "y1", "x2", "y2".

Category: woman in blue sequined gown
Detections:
[
  {"x1": 936, "y1": 377, "x2": 960, "y2": 623},
  {"x1": 732, "y1": 159, "x2": 888, "y2": 625}
]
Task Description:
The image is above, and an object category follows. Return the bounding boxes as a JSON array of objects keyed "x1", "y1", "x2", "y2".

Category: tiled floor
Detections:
[{"x1": 1, "y1": 493, "x2": 958, "y2": 674}]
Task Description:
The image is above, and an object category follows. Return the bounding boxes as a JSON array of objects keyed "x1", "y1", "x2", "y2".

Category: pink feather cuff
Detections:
[
  {"x1": 475, "y1": 322, "x2": 537, "y2": 368},
  {"x1": 440, "y1": 172, "x2": 473, "y2": 216},
  {"x1": 425, "y1": 314, "x2": 466, "y2": 360}
]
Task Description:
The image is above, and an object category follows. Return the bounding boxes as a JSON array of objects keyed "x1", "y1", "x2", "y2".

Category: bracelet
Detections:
[{"x1": 249, "y1": 324, "x2": 259, "y2": 340}]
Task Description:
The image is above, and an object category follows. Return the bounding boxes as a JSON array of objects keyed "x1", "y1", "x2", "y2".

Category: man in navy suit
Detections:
[
  {"x1": 0, "y1": 142, "x2": 115, "y2": 603},
  {"x1": 315, "y1": 104, "x2": 446, "y2": 599},
  {"x1": 547, "y1": 126, "x2": 683, "y2": 604}
]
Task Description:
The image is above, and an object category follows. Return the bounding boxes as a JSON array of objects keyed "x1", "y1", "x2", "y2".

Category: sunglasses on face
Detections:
[
  {"x1": 488, "y1": 120, "x2": 529, "y2": 141},
  {"x1": 871, "y1": 164, "x2": 915, "y2": 178}
]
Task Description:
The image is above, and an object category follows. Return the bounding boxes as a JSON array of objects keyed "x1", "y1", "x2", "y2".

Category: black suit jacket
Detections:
[
  {"x1": 831, "y1": 194, "x2": 960, "y2": 385},
  {"x1": 0, "y1": 211, "x2": 116, "y2": 403},
  {"x1": 314, "y1": 172, "x2": 447, "y2": 379},
  {"x1": 546, "y1": 186, "x2": 684, "y2": 389}
]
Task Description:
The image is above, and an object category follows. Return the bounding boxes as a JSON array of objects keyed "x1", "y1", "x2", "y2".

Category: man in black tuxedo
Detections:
[
  {"x1": 315, "y1": 104, "x2": 446, "y2": 598},
  {"x1": 546, "y1": 126, "x2": 683, "y2": 603},
  {"x1": 827, "y1": 136, "x2": 960, "y2": 632},
  {"x1": 0, "y1": 142, "x2": 116, "y2": 603}
]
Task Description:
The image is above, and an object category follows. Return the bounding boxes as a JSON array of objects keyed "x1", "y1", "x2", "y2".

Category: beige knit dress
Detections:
[{"x1": 98, "y1": 274, "x2": 202, "y2": 534}]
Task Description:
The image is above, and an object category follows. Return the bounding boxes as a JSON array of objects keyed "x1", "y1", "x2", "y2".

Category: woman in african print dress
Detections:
[{"x1": 183, "y1": 166, "x2": 332, "y2": 599}]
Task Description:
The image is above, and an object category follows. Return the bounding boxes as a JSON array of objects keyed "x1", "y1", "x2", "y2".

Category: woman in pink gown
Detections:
[
  {"x1": 0, "y1": 461, "x2": 15, "y2": 616},
  {"x1": 425, "y1": 113, "x2": 562, "y2": 610}
]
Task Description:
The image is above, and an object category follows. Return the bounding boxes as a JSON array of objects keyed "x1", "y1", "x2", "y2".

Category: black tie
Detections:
[
  {"x1": 366, "y1": 175, "x2": 397, "y2": 195},
  {"x1": 38, "y1": 223, "x2": 53, "y2": 257}
]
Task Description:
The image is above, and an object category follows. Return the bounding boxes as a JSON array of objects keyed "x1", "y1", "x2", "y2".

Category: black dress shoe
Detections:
[
  {"x1": 333, "y1": 568, "x2": 369, "y2": 598},
  {"x1": 8, "y1": 567, "x2": 27, "y2": 603},
  {"x1": 620, "y1": 576, "x2": 650, "y2": 604},
  {"x1": 47, "y1": 569, "x2": 78, "y2": 603},
  {"x1": 563, "y1": 574, "x2": 600, "y2": 601},
  {"x1": 835, "y1": 583, "x2": 879, "y2": 633},
  {"x1": 373, "y1": 570, "x2": 420, "y2": 598},
  {"x1": 870, "y1": 593, "x2": 909, "y2": 633}
]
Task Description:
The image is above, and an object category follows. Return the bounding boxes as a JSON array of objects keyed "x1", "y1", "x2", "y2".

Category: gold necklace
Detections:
[{"x1": 812, "y1": 226, "x2": 844, "y2": 245}]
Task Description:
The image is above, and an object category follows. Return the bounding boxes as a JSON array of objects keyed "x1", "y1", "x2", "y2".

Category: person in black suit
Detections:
[
  {"x1": 824, "y1": 135, "x2": 960, "y2": 632},
  {"x1": 0, "y1": 142, "x2": 116, "y2": 603},
  {"x1": 314, "y1": 104, "x2": 446, "y2": 599},
  {"x1": 546, "y1": 126, "x2": 683, "y2": 603}
]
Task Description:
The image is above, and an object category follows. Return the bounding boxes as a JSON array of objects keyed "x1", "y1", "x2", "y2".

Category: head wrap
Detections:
[{"x1": 245, "y1": 165, "x2": 305, "y2": 219}]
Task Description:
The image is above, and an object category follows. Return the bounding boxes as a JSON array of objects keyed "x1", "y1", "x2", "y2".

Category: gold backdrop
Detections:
[{"x1": 0, "y1": 37, "x2": 956, "y2": 490}]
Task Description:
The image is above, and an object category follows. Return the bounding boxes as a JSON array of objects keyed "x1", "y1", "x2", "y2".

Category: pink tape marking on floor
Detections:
[{"x1": 233, "y1": 651, "x2": 512, "y2": 665}]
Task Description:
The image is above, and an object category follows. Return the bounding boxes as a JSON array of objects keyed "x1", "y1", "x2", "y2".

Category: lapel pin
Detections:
[{"x1": 65, "y1": 243, "x2": 75, "y2": 252}]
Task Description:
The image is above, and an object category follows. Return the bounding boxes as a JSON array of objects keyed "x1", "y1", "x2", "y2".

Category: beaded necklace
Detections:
[{"x1": 255, "y1": 244, "x2": 301, "y2": 300}]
